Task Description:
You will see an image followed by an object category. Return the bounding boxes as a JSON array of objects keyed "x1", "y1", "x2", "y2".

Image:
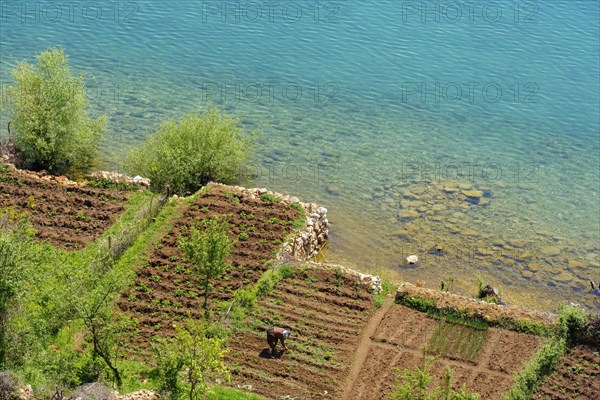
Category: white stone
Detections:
[{"x1": 407, "y1": 255, "x2": 419, "y2": 264}]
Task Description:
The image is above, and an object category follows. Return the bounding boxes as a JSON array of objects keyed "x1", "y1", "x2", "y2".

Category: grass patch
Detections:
[
  {"x1": 374, "y1": 281, "x2": 396, "y2": 309},
  {"x1": 396, "y1": 293, "x2": 552, "y2": 336},
  {"x1": 428, "y1": 320, "x2": 488, "y2": 361},
  {"x1": 260, "y1": 193, "x2": 281, "y2": 203}
]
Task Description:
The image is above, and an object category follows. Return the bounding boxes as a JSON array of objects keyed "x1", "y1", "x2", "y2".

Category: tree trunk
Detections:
[
  {"x1": 91, "y1": 323, "x2": 122, "y2": 387},
  {"x1": 203, "y1": 277, "x2": 210, "y2": 320}
]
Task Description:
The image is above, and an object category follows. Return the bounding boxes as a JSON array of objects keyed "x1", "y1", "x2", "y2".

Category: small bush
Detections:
[
  {"x1": 557, "y1": 304, "x2": 587, "y2": 345},
  {"x1": 260, "y1": 193, "x2": 281, "y2": 203},
  {"x1": 279, "y1": 265, "x2": 295, "y2": 279},
  {"x1": 388, "y1": 356, "x2": 479, "y2": 399},
  {"x1": 125, "y1": 107, "x2": 253, "y2": 195},
  {"x1": 4, "y1": 48, "x2": 107, "y2": 175}
]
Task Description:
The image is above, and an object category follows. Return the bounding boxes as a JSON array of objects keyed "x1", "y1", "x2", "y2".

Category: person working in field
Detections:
[{"x1": 266, "y1": 326, "x2": 290, "y2": 357}]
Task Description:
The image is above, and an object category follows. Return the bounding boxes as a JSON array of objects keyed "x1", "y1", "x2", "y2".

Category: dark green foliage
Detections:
[
  {"x1": 125, "y1": 107, "x2": 253, "y2": 195},
  {"x1": 503, "y1": 338, "x2": 566, "y2": 400},
  {"x1": 3, "y1": 48, "x2": 107, "y2": 175}
]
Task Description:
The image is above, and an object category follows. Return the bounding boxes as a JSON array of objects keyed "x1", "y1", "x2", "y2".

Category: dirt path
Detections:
[{"x1": 340, "y1": 295, "x2": 394, "y2": 400}]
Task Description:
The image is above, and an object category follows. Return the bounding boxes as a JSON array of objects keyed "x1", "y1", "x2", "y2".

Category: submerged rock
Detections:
[
  {"x1": 541, "y1": 246, "x2": 562, "y2": 256},
  {"x1": 398, "y1": 209, "x2": 420, "y2": 220}
]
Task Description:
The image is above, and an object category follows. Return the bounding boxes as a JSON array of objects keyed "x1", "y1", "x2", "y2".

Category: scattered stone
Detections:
[
  {"x1": 325, "y1": 184, "x2": 340, "y2": 196},
  {"x1": 392, "y1": 230, "x2": 412, "y2": 240},
  {"x1": 479, "y1": 197, "x2": 491, "y2": 206},
  {"x1": 68, "y1": 383, "x2": 118, "y2": 400},
  {"x1": 406, "y1": 255, "x2": 419, "y2": 264},
  {"x1": 443, "y1": 186, "x2": 459, "y2": 194},
  {"x1": 119, "y1": 390, "x2": 159, "y2": 400},
  {"x1": 18, "y1": 385, "x2": 33, "y2": 400},
  {"x1": 478, "y1": 284, "x2": 499, "y2": 299}
]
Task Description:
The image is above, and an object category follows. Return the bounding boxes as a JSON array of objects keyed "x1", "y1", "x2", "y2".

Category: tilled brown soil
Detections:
[
  {"x1": 345, "y1": 303, "x2": 545, "y2": 400},
  {"x1": 226, "y1": 268, "x2": 375, "y2": 400},
  {"x1": 118, "y1": 185, "x2": 302, "y2": 350},
  {"x1": 0, "y1": 166, "x2": 130, "y2": 249},
  {"x1": 532, "y1": 344, "x2": 600, "y2": 400}
]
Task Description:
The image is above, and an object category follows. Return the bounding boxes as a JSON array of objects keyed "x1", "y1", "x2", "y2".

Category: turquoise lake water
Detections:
[{"x1": 1, "y1": 0, "x2": 599, "y2": 310}]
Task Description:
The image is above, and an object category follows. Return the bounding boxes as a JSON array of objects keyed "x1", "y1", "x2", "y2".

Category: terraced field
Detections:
[
  {"x1": 341, "y1": 303, "x2": 546, "y2": 400},
  {"x1": 532, "y1": 344, "x2": 600, "y2": 400},
  {"x1": 226, "y1": 267, "x2": 375, "y2": 400},
  {"x1": 0, "y1": 165, "x2": 132, "y2": 249},
  {"x1": 119, "y1": 185, "x2": 303, "y2": 349}
]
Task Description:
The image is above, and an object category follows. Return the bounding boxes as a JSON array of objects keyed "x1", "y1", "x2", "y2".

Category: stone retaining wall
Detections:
[
  {"x1": 206, "y1": 183, "x2": 330, "y2": 262},
  {"x1": 396, "y1": 282, "x2": 557, "y2": 326}
]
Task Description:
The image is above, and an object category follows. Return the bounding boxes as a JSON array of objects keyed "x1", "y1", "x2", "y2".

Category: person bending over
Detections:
[{"x1": 266, "y1": 326, "x2": 290, "y2": 357}]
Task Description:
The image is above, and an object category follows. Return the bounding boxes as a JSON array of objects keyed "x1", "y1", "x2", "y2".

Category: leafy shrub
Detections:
[
  {"x1": 4, "y1": 48, "x2": 107, "y2": 175},
  {"x1": 0, "y1": 208, "x2": 34, "y2": 368},
  {"x1": 125, "y1": 107, "x2": 253, "y2": 195},
  {"x1": 388, "y1": 356, "x2": 479, "y2": 399},
  {"x1": 279, "y1": 265, "x2": 295, "y2": 279},
  {"x1": 557, "y1": 304, "x2": 587, "y2": 345},
  {"x1": 178, "y1": 217, "x2": 232, "y2": 318},
  {"x1": 152, "y1": 320, "x2": 229, "y2": 400},
  {"x1": 260, "y1": 193, "x2": 281, "y2": 203},
  {"x1": 503, "y1": 337, "x2": 566, "y2": 400}
]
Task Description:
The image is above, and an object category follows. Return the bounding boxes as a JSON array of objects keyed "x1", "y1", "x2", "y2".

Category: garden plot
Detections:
[
  {"x1": 532, "y1": 344, "x2": 600, "y2": 400},
  {"x1": 0, "y1": 166, "x2": 132, "y2": 249},
  {"x1": 345, "y1": 303, "x2": 545, "y2": 400},
  {"x1": 119, "y1": 185, "x2": 303, "y2": 350},
  {"x1": 225, "y1": 267, "x2": 375, "y2": 400}
]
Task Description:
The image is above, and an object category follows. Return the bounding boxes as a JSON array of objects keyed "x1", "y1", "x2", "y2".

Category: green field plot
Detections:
[{"x1": 428, "y1": 320, "x2": 488, "y2": 362}]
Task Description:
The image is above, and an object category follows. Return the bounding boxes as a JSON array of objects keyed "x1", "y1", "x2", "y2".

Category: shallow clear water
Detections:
[{"x1": 1, "y1": 0, "x2": 599, "y2": 310}]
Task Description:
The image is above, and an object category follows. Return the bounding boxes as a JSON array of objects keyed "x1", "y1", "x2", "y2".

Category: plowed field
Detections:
[
  {"x1": 119, "y1": 185, "x2": 302, "y2": 349},
  {"x1": 532, "y1": 344, "x2": 600, "y2": 400},
  {"x1": 0, "y1": 166, "x2": 131, "y2": 249},
  {"x1": 343, "y1": 303, "x2": 545, "y2": 400},
  {"x1": 226, "y1": 267, "x2": 375, "y2": 400}
]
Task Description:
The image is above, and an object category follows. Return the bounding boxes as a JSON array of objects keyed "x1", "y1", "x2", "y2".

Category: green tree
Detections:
[
  {"x1": 153, "y1": 320, "x2": 230, "y2": 400},
  {"x1": 62, "y1": 254, "x2": 129, "y2": 387},
  {"x1": 125, "y1": 107, "x2": 253, "y2": 195},
  {"x1": 0, "y1": 208, "x2": 33, "y2": 368},
  {"x1": 4, "y1": 47, "x2": 107, "y2": 174},
  {"x1": 178, "y1": 218, "x2": 232, "y2": 319}
]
